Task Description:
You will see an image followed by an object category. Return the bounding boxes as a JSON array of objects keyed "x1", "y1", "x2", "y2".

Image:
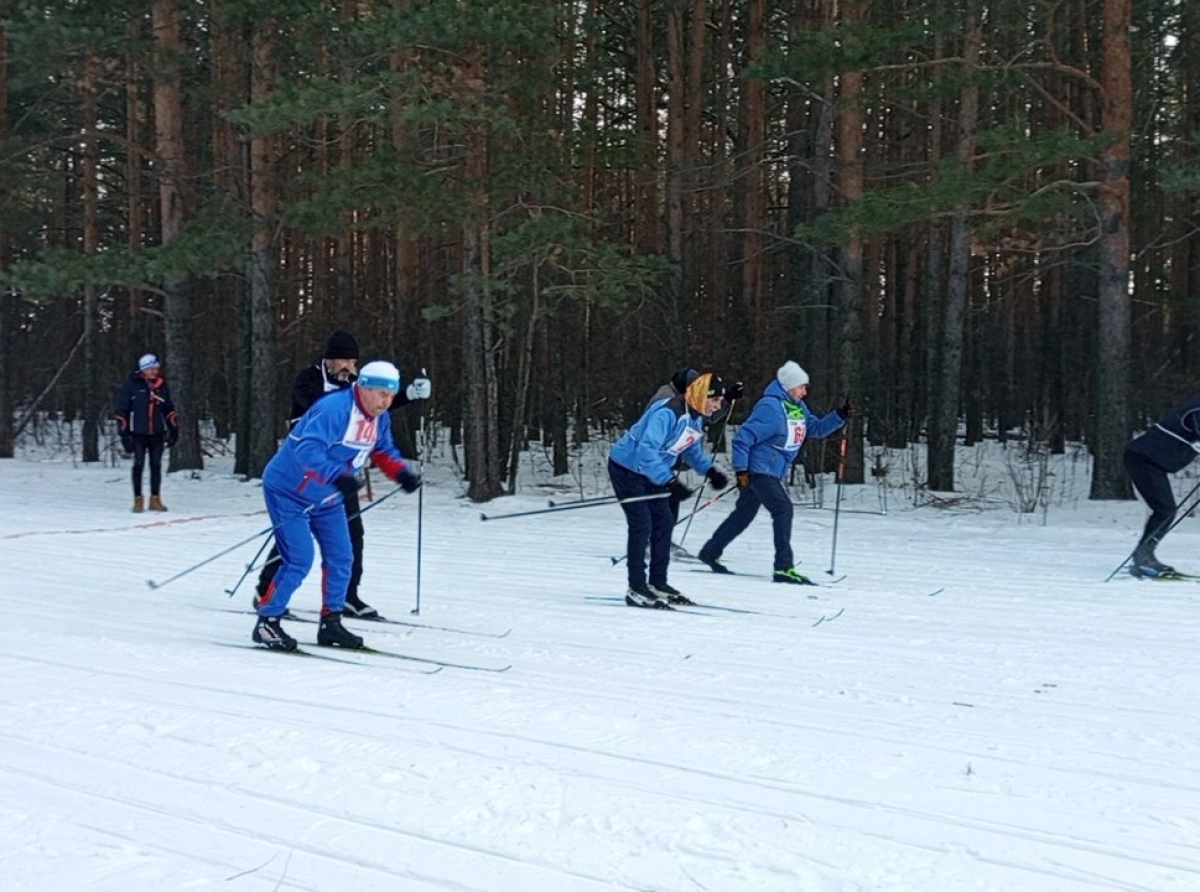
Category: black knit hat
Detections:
[
  {"x1": 324, "y1": 329, "x2": 360, "y2": 360},
  {"x1": 670, "y1": 367, "x2": 700, "y2": 394}
]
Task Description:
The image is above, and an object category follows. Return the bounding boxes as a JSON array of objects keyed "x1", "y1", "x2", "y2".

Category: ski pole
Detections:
[
  {"x1": 148, "y1": 497, "x2": 333, "y2": 591},
  {"x1": 412, "y1": 477, "x2": 424, "y2": 615},
  {"x1": 547, "y1": 494, "x2": 618, "y2": 508},
  {"x1": 413, "y1": 371, "x2": 428, "y2": 616},
  {"x1": 227, "y1": 482, "x2": 411, "y2": 596},
  {"x1": 827, "y1": 422, "x2": 850, "y2": 576},
  {"x1": 1105, "y1": 476, "x2": 1200, "y2": 581},
  {"x1": 678, "y1": 396, "x2": 737, "y2": 548},
  {"x1": 610, "y1": 485, "x2": 738, "y2": 565},
  {"x1": 675, "y1": 484, "x2": 737, "y2": 528},
  {"x1": 223, "y1": 531, "x2": 276, "y2": 598},
  {"x1": 480, "y1": 491, "x2": 670, "y2": 521}
]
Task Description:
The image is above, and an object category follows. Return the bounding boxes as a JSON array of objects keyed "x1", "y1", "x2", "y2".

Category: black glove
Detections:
[
  {"x1": 725, "y1": 381, "x2": 745, "y2": 402},
  {"x1": 167, "y1": 426, "x2": 179, "y2": 447},
  {"x1": 335, "y1": 475, "x2": 364, "y2": 497},
  {"x1": 706, "y1": 467, "x2": 729, "y2": 490},
  {"x1": 838, "y1": 401, "x2": 854, "y2": 420},
  {"x1": 120, "y1": 432, "x2": 134, "y2": 454},
  {"x1": 667, "y1": 477, "x2": 693, "y2": 501},
  {"x1": 397, "y1": 468, "x2": 422, "y2": 493},
  {"x1": 736, "y1": 471, "x2": 751, "y2": 490}
]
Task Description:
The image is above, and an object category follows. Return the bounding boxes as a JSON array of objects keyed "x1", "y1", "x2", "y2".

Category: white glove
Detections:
[{"x1": 405, "y1": 377, "x2": 432, "y2": 401}]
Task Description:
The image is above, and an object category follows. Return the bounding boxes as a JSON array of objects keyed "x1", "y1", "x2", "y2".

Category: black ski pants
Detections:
[
  {"x1": 608, "y1": 459, "x2": 674, "y2": 590},
  {"x1": 1123, "y1": 448, "x2": 1176, "y2": 546},
  {"x1": 131, "y1": 433, "x2": 165, "y2": 497}
]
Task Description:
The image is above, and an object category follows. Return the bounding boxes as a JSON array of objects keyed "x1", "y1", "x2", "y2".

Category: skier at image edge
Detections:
[
  {"x1": 254, "y1": 329, "x2": 431, "y2": 618},
  {"x1": 1122, "y1": 394, "x2": 1200, "y2": 577},
  {"x1": 609, "y1": 372, "x2": 731, "y2": 608},
  {"x1": 253, "y1": 360, "x2": 422, "y2": 651}
]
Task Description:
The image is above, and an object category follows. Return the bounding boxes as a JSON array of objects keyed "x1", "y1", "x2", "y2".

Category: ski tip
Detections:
[
  {"x1": 146, "y1": 580, "x2": 159, "y2": 590},
  {"x1": 479, "y1": 512, "x2": 489, "y2": 521}
]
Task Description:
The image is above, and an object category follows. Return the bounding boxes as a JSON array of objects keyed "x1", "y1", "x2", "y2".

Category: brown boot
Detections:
[
  {"x1": 132, "y1": 496, "x2": 144, "y2": 513},
  {"x1": 149, "y1": 495, "x2": 168, "y2": 512}
]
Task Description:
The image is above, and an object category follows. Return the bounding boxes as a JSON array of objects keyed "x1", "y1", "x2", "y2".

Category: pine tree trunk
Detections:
[
  {"x1": 834, "y1": 0, "x2": 866, "y2": 485},
  {"x1": 461, "y1": 46, "x2": 503, "y2": 502},
  {"x1": 247, "y1": 24, "x2": 279, "y2": 478},
  {"x1": 1090, "y1": 0, "x2": 1133, "y2": 500},
  {"x1": 152, "y1": 0, "x2": 202, "y2": 472},
  {"x1": 80, "y1": 54, "x2": 101, "y2": 463},
  {"x1": 929, "y1": 2, "x2": 980, "y2": 492},
  {"x1": 0, "y1": 23, "x2": 10, "y2": 457}
]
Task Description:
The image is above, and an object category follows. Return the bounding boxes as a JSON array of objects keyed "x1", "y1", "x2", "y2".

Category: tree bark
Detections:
[
  {"x1": 0, "y1": 24, "x2": 11, "y2": 458},
  {"x1": 80, "y1": 54, "x2": 101, "y2": 463},
  {"x1": 247, "y1": 23, "x2": 279, "y2": 478},
  {"x1": 835, "y1": 0, "x2": 866, "y2": 484},
  {"x1": 1090, "y1": 0, "x2": 1133, "y2": 500},
  {"x1": 928, "y1": 1, "x2": 980, "y2": 492},
  {"x1": 152, "y1": 0, "x2": 202, "y2": 471}
]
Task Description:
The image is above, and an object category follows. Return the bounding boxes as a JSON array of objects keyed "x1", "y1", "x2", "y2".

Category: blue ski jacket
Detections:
[
  {"x1": 610, "y1": 395, "x2": 715, "y2": 485},
  {"x1": 263, "y1": 386, "x2": 411, "y2": 507},
  {"x1": 732, "y1": 379, "x2": 845, "y2": 479}
]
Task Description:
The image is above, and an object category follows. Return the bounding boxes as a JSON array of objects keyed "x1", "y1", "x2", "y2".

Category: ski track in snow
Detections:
[{"x1": 2, "y1": 456, "x2": 1200, "y2": 891}]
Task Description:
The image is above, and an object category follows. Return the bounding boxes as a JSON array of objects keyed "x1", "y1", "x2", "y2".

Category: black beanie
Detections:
[
  {"x1": 324, "y1": 329, "x2": 360, "y2": 360},
  {"x1": 670, "y1": 367, "x2": 700, "y2": 394}
]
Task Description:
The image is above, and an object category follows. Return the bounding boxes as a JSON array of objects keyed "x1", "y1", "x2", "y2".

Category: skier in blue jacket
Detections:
[
  {"x1": 609, "y1": 372, "x2": 730, "y2": 608},
  {"x1": 698, "y1": 361, "x2": 850, "y2": 584},
  {"x1": 253, "y1": 360, "x2": 422, "y2": 651}
]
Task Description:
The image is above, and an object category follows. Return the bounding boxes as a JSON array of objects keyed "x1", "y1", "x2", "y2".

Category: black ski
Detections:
[
  {"x1": 1137, "y1": 571, "x2": 1200, "y2": 582},
  {"x1": 583, "y1": 595, "x2": 713, "y2": 616},
  {"x1": 213, "y1": 605, "x2": 511, "y2": 639},
  {"x1": 291, "y1": 608, "x2": 512, "y2": 639},
  {"x1": 686, "y1": 568, "x2": 844, "y2": 587},
  {"x1": 348, "y1": 645, "x2": 511, "y2": 673},
  {"x1": 220, "y1": 642, "x2": 442, "y2": 673}
]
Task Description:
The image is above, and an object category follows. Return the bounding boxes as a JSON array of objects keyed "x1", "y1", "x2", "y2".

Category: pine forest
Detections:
[{"x1": 0, "y1": 0, "x2": 1192, "y2": 502}]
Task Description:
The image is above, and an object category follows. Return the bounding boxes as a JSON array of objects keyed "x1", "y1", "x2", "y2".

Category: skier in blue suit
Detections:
[
  {"x1": 698, "y1": 361, "x2": 851, "y2": 584},
  {"x1": 253, "y1": 360, "x2": 422, "y2": 651},
  {"x1": 609, "y1": 372, "x2": 730, "y2": 608}
]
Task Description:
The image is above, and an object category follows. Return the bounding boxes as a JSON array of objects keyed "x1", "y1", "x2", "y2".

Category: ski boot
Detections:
[
  {"x1": 649, "y1": 582, "x2": 694, "y2": 606},
  {"x1": 318, "y1": 612, "x2": 364, "y2": 648},
  {"x1": 252, "y1": 615, "x2": 297, "y2": 651},
  {"x1": 625, "y1": 584, "x2": 670, "y2": 609}
]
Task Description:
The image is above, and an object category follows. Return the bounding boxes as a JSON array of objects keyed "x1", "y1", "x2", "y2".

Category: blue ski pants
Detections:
[{"x1": 258, "y1": 486, "x2": 353, "y2": 617}]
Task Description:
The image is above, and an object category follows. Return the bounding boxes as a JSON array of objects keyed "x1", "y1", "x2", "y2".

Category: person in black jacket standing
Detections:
[
  {"x1": 1123, "y1": 395, "x2": 1200, "y2": 577},
  {"x1": 115, "y1": 353, "x2": 179, "y2": 513},
  {"x1": 254, "y1": 329, "x2": 431, "y2": 617}
]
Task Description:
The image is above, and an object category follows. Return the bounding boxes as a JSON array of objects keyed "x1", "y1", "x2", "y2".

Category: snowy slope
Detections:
[{"x1": 2, "y1": 439, "x2": 1199, "y2": 892}]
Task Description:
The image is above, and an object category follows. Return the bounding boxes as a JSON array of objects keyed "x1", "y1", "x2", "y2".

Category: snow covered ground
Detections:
[{"x1": 3, "y1": 431, "x2": 1199, "y2": 891}]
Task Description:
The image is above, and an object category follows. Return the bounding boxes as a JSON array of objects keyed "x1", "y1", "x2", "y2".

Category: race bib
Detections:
[
  {"x1": 667, "y1": 426, "x2": 703, "y2": 456},
  {"x1": 785, "y1": 417, "x2": 807, "y2": 449},
  {"x1": 342, "y1": 406, "x2": 378, "y2": 469}
]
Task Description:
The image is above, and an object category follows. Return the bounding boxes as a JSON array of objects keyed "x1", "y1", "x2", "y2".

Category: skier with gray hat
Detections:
[{"x1": 697, "y1": 361, "x2": 851, "y2": 584}]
